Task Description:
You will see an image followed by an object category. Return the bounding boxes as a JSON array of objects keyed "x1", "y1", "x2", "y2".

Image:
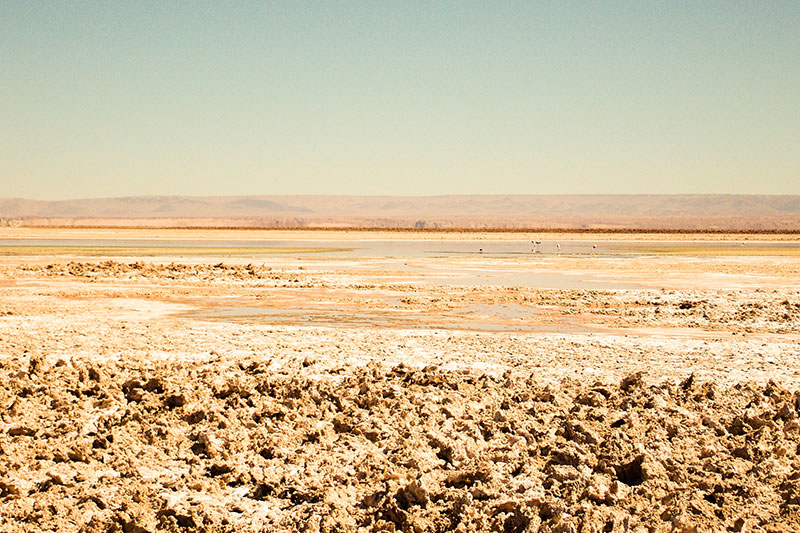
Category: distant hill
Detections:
[{"x1": 2, "y1": 194, "x2": 800, "y2": 230}]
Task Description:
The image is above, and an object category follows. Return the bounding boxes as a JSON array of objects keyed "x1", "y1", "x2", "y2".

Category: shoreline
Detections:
[{"x1": 3, "y1": 226, "x2": 800, "y2": 242}]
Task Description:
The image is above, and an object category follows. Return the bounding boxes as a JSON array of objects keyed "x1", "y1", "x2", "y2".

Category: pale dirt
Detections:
[{"x1": 0, "y1": 244, "x2": 799, "y2": 532}]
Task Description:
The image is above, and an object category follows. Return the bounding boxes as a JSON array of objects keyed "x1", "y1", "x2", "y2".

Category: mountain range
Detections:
[{"x1": 2, "y1": 195, "x2": 799, "y2": 230}]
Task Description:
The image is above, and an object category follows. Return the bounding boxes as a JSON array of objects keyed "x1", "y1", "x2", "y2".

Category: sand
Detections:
[{"x1": 1, "y1": 233, "x2": 799, "y2": 531}]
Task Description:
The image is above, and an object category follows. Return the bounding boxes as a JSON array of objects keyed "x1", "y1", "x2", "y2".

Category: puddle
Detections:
[{"x1": 180, "y1": 300, "x2": 599, "y2": 334}]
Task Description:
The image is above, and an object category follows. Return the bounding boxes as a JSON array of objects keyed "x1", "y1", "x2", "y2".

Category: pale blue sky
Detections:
[{"x1": 2, "y1": 2, "x2": 798, "y2": 199}]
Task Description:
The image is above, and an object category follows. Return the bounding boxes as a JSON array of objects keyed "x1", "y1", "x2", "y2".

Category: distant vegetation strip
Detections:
[{"x1": 13, "y1": 225, "x2": 800, "y2": 234}]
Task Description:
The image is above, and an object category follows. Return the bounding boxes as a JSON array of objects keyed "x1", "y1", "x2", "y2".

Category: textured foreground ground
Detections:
[
  {"x1": 1, "y1": 357, "x2": 799, "y2": 532},
  {"x1": 1, "y1": 248, "x2": 799, "y2": 531}
]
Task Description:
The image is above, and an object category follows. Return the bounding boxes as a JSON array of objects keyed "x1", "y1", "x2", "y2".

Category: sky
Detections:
[{"x1": 2, "y1": 2, "x2": 799, "y2": 200}]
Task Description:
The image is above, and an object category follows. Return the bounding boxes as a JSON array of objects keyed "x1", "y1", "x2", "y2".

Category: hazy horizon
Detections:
[
  {"x1": 3, "y1": 192, "x2": 800, "y2": 218},
  {"x1": 5, "y1": 192, "x2": 800, "y2": 203},
  {"x1": 3, "y1": 3, "x2": 799, "y2": 200}
]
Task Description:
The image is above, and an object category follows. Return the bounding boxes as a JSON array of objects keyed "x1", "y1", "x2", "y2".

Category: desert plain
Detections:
[{"x1": 0, "y1": 228, "x2": 799, "y2": 532}]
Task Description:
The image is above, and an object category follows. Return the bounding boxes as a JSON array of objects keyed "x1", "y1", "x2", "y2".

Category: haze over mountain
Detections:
[{"x1": 2, "y1": 195, "x2": 800, "y2": 230}]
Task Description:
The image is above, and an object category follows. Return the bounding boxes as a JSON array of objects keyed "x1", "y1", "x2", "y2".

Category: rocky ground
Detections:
[
  {"x1": 1, "y1": 356, "x2": 799, "y2": 532},
  {"x1": 1, "y1": 254, "x2": 799, "y2": 531}
]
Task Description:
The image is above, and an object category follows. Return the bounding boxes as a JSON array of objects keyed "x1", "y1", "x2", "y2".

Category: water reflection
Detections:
[
  {"x1": 184, "y1": 300, "x2": 599, "y2": 335},
  {"x1": 3, "y1": 238, "x2": 796, "y2": 257}
]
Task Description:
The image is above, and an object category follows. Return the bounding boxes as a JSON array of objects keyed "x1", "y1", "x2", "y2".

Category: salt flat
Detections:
[{"x1": 0, "y1": 230, "x2": 799, "y2": 531}]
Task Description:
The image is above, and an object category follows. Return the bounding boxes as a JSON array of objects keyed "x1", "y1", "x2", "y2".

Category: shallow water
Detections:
[
  {"x1": 183, "y1": 300, "x2": 599, "y2": 335},
  {"x1": 3, "y1": 238, "x2": 798, "y2": 258}
]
